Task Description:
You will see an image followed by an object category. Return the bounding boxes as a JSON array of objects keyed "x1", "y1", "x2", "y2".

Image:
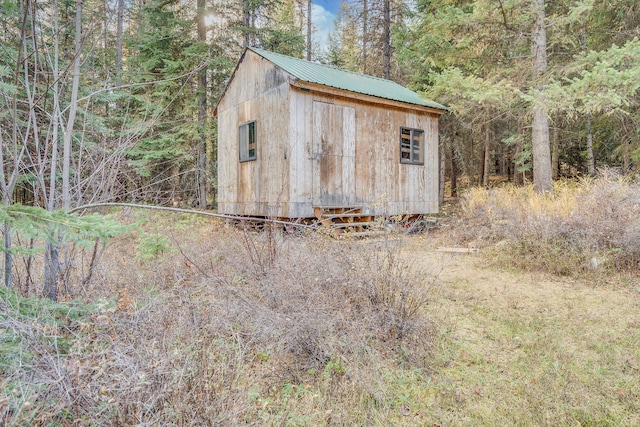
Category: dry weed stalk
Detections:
[
  {"x1": 2, "y1": 214, "x2": 442, "y2": 425},
  {"x1": 454, "y1": 172, "x2": 640, "y2": 275}
]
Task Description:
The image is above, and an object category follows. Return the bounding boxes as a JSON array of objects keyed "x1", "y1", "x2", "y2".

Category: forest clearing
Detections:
[
  {"x1": 2, "y1": 0, "x2": 640, "y2": 424},
  {"x1": 2, "y1": 177, "x2": 639, "y2": 426}
]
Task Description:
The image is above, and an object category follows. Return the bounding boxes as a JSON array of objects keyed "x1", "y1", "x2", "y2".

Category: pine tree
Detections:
[
  {"x1": 325, "y1": 0, "x2": 406, "y2": 79},
  {"x1": 398, "y1": 0, "x2": 640, "y2": 188}
]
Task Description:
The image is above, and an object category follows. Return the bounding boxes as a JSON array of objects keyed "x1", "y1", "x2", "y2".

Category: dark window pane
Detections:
[
  {"x1": 400, "y1": 127, "x2": 423, "y2": 165},
  {"x1": 239, "y1": 121, "x2": 257, "y2": 162}
]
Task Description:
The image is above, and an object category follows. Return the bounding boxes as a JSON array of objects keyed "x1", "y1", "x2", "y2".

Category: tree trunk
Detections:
[
  {"x1": 482, "y1": 124, "x2": 491, "y2": 187},
  {"x1": 44, "y1": 240, "x2": 60, "y2": 300},
  {"x1": 551, "y1": 120, "x2": 559, "y2": 180},
  {"x1": 243, "y1": 2, "x2": 250, "y2": 47},
  {"x1": 439, "y1": 141, "x2": 445, "y2": 204},
  {"x1": 580, "y1": 27, "x2": 595, "y2": 176},
  {"x1": 469, "y1": 136, "x2": 478, "y2": 185},
  {"x1": 45, "y1": 0, "x2": 82, "y2": 300},
  {"x1": 498, "y1": 143, "x2": 506, "y2": 176},
  {"x1": 622, "y1": 141, "x2": 631, "y2": 174},
  {"x1": 250, "y1": 10, "x2": 256, "y2": 46},
  {"x1": 48, "y1": 0, "x2": 60, "y2": 211},
  {"x1": 586, "y1": 113, "x2": 595, "y2": 175},
  {"x1": 450, "y1": 145, "x2": 457, "y2": 198},
  {"x1": 115, "y1": 0, "x2": 124, "y2": 86},
  {"x1": 62, "y1": 0, "x2": 83, "y2": 209},
  {"x1": 197, "y1": 0, "x2": 207, "y2": 208},
  {"x1": 1, "y1": 0, "x2": 30, "y2": 289},
  {"x1": 362, "y1": 0, "x2": 367, "y2": 74},
  {"x1": 2, "y1": 0, "x2": 32, "y2": 291},
  {"x1": 3, "y1": 223, "x2": 11, "y2": 289},
  {"x1": 382, "y1": 0, "x2": 391, "y2": 79},
  {"x1": 0, "y1": 82, "x2": 16, "y2": 289},
  {"x1": 531, "y1": 0, "x2": 552, "y2": 193},
  {"x1": 513, "y1": 123, "x2": 524, "y2": 185},
  {"x1": 306, "y1": 0, "x2": 312, "y2": 60}
]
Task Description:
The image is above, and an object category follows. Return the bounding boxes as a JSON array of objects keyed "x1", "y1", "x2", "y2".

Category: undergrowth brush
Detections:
[
  {"x1": 6, "y1": 189, "x2": 639, "y2": 425},
  {"x1": 453, "y1": 172, "x2": 640, "y2": 276},
  {"x1": 1, "y1": 213, "x2": 443, "y2": 425}
]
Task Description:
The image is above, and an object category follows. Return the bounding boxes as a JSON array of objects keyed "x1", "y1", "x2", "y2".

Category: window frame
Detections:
[
  {"x1": 399, "y1": 126, "x2": 424, "y2": 165},
  {"x1": 239, "y1": 120, "x2": 257, "y2": 162}
]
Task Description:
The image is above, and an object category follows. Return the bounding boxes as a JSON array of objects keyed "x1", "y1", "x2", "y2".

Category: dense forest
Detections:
[
  {"x1": 2, "y1": 0, "x2": 638, "y2": 210},
  {"x1": 1, "y1": 0, "x2": 639, "y2": 293},
  {"x1": 2, "y1": 2, "x2": 640, "y2": 424}
]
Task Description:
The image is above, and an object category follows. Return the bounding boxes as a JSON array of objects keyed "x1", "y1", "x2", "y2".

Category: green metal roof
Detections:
[{"x1": 248, "y1": 47, "x2": 448, "y2": 112}]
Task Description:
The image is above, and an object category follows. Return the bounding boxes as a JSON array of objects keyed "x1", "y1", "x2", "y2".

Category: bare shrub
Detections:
[
  {"x1": 453, "y1": 172, "x2": 640, "y2": 275},
  {"x1": 1, "y1": 283, "x2": 260, "y2": 425},
  {"x1": 1, "y1": 216, "x2": 442, "y2": 426},
  {"x1": 212, "y1": 232, "x2": 440, "y2": 379}
]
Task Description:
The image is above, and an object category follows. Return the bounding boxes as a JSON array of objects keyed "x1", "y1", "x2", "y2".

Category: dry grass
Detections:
[
  {"x1": 1, "y1": 211, "x2": 443, "y2": 425},
  {"x1": 2, "y1": 185, "x2": 640, "y2": 425},
  {"x1": 405, "y1": 248, "x2": 640, "y2": 426},
  {"x1": 452, "y1": 171, "x2": 640, "y2": 276}
]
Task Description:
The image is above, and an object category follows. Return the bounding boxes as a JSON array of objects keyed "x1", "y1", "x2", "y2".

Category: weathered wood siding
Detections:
[
  {"x1": 287, "y1": 88, "x2": 440, "y2": 217},
  {"x1": 218, "y1": 50, "x2": 441, "y2": 218},
  {"x1": 312, "y1": 102, "x2": 356, "y2": 206},
  {"x1": 217, "y1": 50, "x2": 292, "y2": 216}
]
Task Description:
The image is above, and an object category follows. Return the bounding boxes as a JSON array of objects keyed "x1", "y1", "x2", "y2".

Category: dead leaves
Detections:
[{"x1": 116, "y1": 288, "x2": 135, "y2": 313}]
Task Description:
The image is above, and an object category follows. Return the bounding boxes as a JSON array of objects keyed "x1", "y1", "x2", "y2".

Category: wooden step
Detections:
[
  {"x1": 330, "y1": 221, "x2": 380, "y2": 229},
  {"x1": 321, "y1": 213, "x2": 372, "y2": 219},
  {"x1": 313, "y1": 206, "x2": 362, "y2": 219},
  {"x1": 319, "y1": 217, "x2": 373, "y2": 228}
]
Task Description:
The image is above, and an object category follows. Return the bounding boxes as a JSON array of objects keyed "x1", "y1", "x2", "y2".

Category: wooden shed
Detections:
[{"x1": 214, "y1": 47, "x2": 447, "y2": 221}]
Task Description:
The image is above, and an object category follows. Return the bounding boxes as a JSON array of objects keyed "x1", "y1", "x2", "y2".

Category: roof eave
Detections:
[{"x1": 291, "y1": 81, "x2": 448, "y2": 115}]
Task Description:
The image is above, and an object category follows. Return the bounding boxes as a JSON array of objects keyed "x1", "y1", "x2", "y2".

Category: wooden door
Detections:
[{"x1": 312, "y1": 102, "x2": 356, "y2": 206}]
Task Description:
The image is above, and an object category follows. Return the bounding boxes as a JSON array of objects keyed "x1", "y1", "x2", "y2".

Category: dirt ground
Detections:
[
  {"x1": 390, "y1": 232, "x2": 640, "y2": 425},
  {"x1": 408, "y1": 234, "x2": 640, "y2": 337}
]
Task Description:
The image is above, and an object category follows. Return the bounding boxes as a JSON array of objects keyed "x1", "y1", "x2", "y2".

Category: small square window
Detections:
[
  {"x1": 239, "y1": 120, "x2": 256, "y2": 162},
  {"x1": 400, "y1": 127, "x2": 424, "y2": 165}
]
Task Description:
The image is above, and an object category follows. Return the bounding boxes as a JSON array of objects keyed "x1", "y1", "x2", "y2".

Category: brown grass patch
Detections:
[
  {"x1": 451, "y1": 172, "x2": 640, "y2": 277},
  {"x1": 3, "y1": 191, "x2": 640, "y2": 425},
  {"x1": 1, "y1": 213, "x2": 443, "y2": 425}
]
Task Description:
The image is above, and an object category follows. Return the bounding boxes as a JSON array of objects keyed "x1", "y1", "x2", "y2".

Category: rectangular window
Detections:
[
  {"x1": 239, "y1": 120, "x2": 257, "y2": 162},
  {"x1": 400, "y1": 127, "x2": 424, "y2": 165}
]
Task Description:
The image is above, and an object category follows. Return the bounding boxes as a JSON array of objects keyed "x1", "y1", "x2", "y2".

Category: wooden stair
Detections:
[
  {"x1": 313, "y1": 207, "x2": 439, "y2": 238},
  {"x1": 313, "y1": 206, "x2": 386, "y2": 238}
]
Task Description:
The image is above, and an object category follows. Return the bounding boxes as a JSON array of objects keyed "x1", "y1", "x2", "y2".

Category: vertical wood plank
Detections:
[
  {"x1": 342, "y1": 106, "x2": 356, "y2": 203},
  {"x1": 217, "y1": 48, "x2": 442, "y2": 217},
  {"x1": 312, "y1": 101, "x2": 356, "y2": 207}
]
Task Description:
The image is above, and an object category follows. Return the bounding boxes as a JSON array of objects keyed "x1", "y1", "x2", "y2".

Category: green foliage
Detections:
[
  {"x1": 0, "y1": 284, "x2": 112, "y2": 380},
  {"x1": 0, "y1": 285, "x2": 110, "y2": 328},
  {"x1": 0, "y1": 285, "x2": 114, "y2": 425},
  {"x1": 0, "y1": 205, "x2": 128, "y2": 254},
  {"x1": 136, "y1": 233, "x2": 173, "y2": 262},
  {"x1": 121, "y1": 0, "x2": 202, "y2": 185},
  {"x1": 0, "y1": 0, "x2": 18, "y2": 17},
  {"x1": 260, "y1": 0, "x2": 305, "y2": 57},
  {"x1": 547, "y1": 38, "x2": 640, "y2": 116},
  {"x1": 426, "y1": 67, "x2": 521, "y2": 115},
  {"x1": 504, "y1": 135, "x2": 532, "y2": 173},
  {"x1": 0, "y1": 79, "x2": 16, "y2": 97},
  {"x1": 323, "y1": 359, "x2": 345, "y2": 379},
  {"x1": 398, "y1": 0, "x2": 640, "y2": 178},
  {"x1": 262, "y1": 28, "x2": 305, "y2": 57}
]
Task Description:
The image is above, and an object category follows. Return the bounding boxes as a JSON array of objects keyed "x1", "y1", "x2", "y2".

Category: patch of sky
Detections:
[{"x1": 311, "y1": 0, "x2": 340, "y2": 54}]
